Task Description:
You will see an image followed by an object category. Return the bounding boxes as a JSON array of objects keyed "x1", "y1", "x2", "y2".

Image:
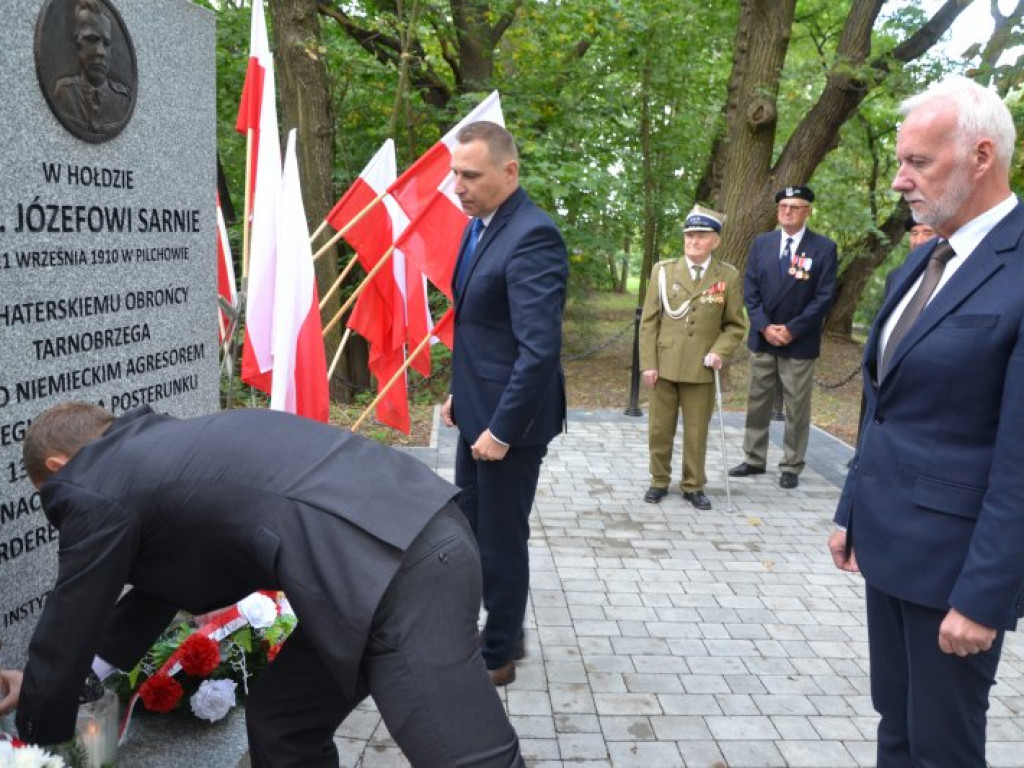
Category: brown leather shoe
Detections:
[{"x1": 489, "y1": 661, "x2": 516, "y2": 686}]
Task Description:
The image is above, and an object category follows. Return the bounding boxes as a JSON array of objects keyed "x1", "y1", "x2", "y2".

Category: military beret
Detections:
[{"x1": 775, "y1": 185, "x2": 815, "y2": 203}]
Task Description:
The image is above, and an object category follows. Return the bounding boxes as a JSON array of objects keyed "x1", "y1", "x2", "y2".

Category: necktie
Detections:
[
  {"x1": 456, "y1": 218, "x2": 484, "y2": 293},
  {"x1": 692, "y1": 265, "x2": 703, "y2": 283},
  {"x1": 879, "y1": 240, "x2": 956, "y2": 378},
  {"x1": 780, "y1": 236, "x2": 793, "y2": 277}
]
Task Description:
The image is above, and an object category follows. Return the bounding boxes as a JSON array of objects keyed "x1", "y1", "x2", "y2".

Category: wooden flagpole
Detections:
[
  {"x1": 241, "y1": 129, "x2": 254, "y2": 279},
  {"x1": 321, "y1": 245, "x2": 395, "y2": 337},
  {"x1": 310, "y1": 190, "x2": 388, "y2": 262},
  {"x1": 328, "y1": 327, "x2": 352, "y2": 379},
  {"x1": 309, "y1": 218, "x2": 329, "y2": 244},
  {"x1": 351, "y1": 330, "x2": 433, "y2": 433},
  {"x1": 229, "y1": 127, "x2": 256, "y2": 410},
  {"x1": 318, "y1": 253, "x2": 360, "y2": 310}
]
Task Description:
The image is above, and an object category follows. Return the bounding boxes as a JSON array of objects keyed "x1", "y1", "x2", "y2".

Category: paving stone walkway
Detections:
[{"x1": 335, "y1": 409, "x2": 1024, "y2": 768}]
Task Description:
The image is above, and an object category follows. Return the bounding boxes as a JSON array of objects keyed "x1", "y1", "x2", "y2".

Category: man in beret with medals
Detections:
[
  {"x1": 640, "y1": 206, "x2": 747, "y2": 509},
  {"x1": 729, "y1": 185, "x2": 838, "y2": 489}
]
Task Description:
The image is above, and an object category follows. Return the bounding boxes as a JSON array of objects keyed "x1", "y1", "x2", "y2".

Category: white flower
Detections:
[
  {"x1": 0, "y1": 742, "x2": 65, "y2": 768},
  {"x1": 236, "y1": 592, "x2": 277, "y2": 629},
  {"x1": 189, "y1": 678, "x2": 237, "y2": 723}
]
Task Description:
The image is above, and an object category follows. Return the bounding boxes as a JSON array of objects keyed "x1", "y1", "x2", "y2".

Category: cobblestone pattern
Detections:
[{"x1": 337, "y1": 409, "x2": 1024, "y2": 768}]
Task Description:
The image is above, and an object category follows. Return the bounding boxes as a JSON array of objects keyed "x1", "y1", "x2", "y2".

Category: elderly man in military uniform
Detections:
[
  {"x1": 639, "y1": 206, "x2": 747, "y2": 509},
  {"x1": 53, "y1": 0, "x2": 132, "y2": 139}
]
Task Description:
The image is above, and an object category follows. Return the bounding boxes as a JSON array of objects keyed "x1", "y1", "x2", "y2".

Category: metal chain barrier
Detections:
[
  {"x1": 813, "y1": 365, "x2": 862, "y2": 390},
  {"x1": 730, "y1": 348, "x2": 861, "y2": 390},
  {"x1": 319, "y1": 317, "x2": 634, "y2": 400},
  {"x1": 562, "y1": 319, "x2": 635, "y2": 362}
]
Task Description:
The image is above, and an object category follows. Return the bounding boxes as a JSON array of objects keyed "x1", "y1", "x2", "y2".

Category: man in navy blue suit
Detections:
[
  {"x1": 830, "y1": 76, "x2": 1024, "y2": 767},
  {"x1": 443, "y1": 121, "x2": 568, "y2": 686},
  {"x1": 729, "y1": 185, "x2": 838, "y2": 489}
]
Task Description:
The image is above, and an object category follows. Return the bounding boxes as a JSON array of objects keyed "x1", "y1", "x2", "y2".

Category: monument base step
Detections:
[{"x1": 116, "y1": 707, "x2": 249, "y2": 767}]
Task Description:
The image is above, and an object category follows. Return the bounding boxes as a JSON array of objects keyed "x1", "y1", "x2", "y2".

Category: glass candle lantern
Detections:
[{"x1": 75, "y1": 688, "x2": 119, "y2": 767}]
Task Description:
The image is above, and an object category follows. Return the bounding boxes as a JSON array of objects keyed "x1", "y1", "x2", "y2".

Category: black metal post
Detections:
[{"x1": 624, "y1": 306, "x2": 643, "y2": 416}]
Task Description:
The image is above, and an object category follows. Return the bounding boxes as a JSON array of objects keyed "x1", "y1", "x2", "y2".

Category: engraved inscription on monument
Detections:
[
  {"x1": 34, "y1": 0, "x2": 138, "y2": 144},
  {"x1": 1, "y1": 0, "x2": 217, "y2": 668}
]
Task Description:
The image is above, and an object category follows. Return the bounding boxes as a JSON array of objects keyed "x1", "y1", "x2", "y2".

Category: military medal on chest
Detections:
[{"x1": 788, "y1": 253, "x2": 812, "y2": 280}]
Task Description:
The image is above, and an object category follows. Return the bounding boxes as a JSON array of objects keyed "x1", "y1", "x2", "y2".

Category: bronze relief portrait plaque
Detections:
[{"x1": 34, "y1": 0, "x2": 138, "y2": 143}]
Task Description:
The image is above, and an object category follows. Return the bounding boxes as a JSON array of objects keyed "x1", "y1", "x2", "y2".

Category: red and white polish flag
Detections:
[
  {"x1": 270, "y1": 130, "x2": 330, "y2": 421},
  {"x1": 330, "y1": 140, "x2": 412, "y2": 432},
  {"x1": 215, "y1": 192, "x2": 238, "y2": 343},
  {"x1": 236, "y1": 0, "x2": 280, "y2": 394},
  {"x1": 392, "y1": 91, "x2": 504, "y2": 303}
]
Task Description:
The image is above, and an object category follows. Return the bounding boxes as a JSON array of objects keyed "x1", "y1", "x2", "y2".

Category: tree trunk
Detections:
[
  {"x1": 825, "y1": 207, "x2": 907, "y2": 336},
  {"x1": 637, "y1": 52, "x2": 656, "y2": 306},
  {"x1": 706, "y1": 0, "x2": 796, "y2": 269},
  {"x1": 270, "y1": 0, "x2": 369, "y2": 400},
  {"x1": 702, "y1": 0, "x2": 967, "y2": 274}
]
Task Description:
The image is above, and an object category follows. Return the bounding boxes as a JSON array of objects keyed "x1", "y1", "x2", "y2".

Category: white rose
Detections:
[
  {"x1": 236, "y1": 592, "x2": 277, "y2": 629},
  {"x1": 189, "y1": 679, "x2": 237, "y2": 723}
]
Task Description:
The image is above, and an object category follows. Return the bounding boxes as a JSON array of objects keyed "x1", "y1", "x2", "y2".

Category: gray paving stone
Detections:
[
  {"x1": 593, "y1": 692, "x2": 663, "y2": 716},
  {"x1": 334, "y1": 409, "x2": 1024, "y2": 767},
  {"x1": 677, "y1": 740, "x2": 727, "y2": 768},
  {"x1": 606, "y1": 741, "x2": 684, "y2": 767},
  {"x1": 557, "y1": 732, "x2": 609, "y2": 760},
  {"x1": 770, "y1": 715, "x2": 818, "y2": 740},
  {"x1": 776, "y1": 739, "x2": 858, "y2": 767},
  {"x1": 659, "y1": 693, "x2": 726, "y2": 716},
  {"x1": 598, "y1": 716, "x2": 655, "y2": 741},
  {"x1": 649, "y1": 715, "x2": 713, "y2": 741},
  {"x1": 716, "y1": 740, "x2": 786, "y2": 768},
  {"x1": 554, "y1": 713, "x2": 601, "y2": 734},
  {"x1": 704, "y1": 715, "x2": 781, "y2": 741}
]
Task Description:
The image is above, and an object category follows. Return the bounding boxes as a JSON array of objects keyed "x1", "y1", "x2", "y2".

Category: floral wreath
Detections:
[{"x1": 111, "y1": 591, "x2": 297, "y2": 741}]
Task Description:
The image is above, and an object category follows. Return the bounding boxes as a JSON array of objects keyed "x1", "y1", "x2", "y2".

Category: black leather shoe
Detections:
[
  {"x1": 683, "y1": 490, "x2": 712, "y2": 510},
  {"x1": 644, "y1": 487, "x2": 668, "y2": 504},
  {"x1": 728, "y1": 462, "x2": 765, "y2": 477},
  {"x1": 779, "y1": 472, "x2": 799, "y2": 489}
]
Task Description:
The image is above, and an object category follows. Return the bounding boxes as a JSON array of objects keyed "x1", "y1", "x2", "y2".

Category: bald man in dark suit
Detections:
[{"x1": 444, "y1": 121, "x2": 568, "y2": 687}]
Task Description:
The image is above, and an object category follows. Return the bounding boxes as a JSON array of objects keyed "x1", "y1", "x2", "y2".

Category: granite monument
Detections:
[{"x1": 0, "y1": 0, "x2": 218, "y2": 675}]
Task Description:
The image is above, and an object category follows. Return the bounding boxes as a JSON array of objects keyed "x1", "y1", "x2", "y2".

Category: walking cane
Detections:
[{"x1": 713, "y1": 367, "x2": 734, "y2": 511}]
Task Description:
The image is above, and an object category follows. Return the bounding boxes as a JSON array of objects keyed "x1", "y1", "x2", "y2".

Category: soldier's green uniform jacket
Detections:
[{"x1": 639, "y1": 257, "x2": 747, "y2": 381}]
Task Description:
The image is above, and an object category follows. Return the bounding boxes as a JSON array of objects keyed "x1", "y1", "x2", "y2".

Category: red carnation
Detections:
[
  {"x1": 138, "y1": 674, "x2": 183, "y2": 713},
  {"x1": 179, "y1": 633, "x2": 221, "y2": 677},
  {"x1": 266, "y1": 643, "x2": 282, "y2": 663}
]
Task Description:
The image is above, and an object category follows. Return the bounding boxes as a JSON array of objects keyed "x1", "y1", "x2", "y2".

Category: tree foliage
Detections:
[{"x1": 206, "y1": 0, "x2": 1024, "y2": 378}]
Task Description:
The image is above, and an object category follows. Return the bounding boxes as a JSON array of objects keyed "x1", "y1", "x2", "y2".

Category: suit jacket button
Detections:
[{"x1": 873, "y1": 415, "x2": 884, "y2": 424}]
